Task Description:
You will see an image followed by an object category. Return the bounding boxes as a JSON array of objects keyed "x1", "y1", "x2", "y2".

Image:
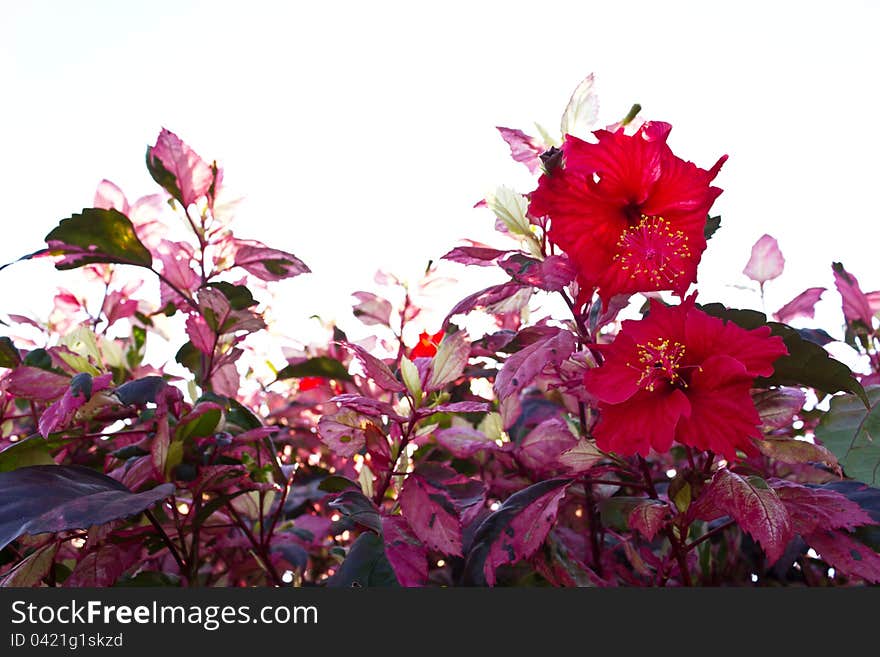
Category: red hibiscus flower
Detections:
[
  {"x1": 528, "y1": 122, "x2": 727, "y2": 304},
  {"x1": 583, "y1": 296, "x2": 787, "y2": 461},
  {"x1": 411, "y1": 330, "x2": 444, "y2": 359}
]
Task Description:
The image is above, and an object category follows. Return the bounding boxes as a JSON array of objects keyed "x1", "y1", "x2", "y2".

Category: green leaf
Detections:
[
  {"x1": 23, "y1": 348, "x2": 53, "y2": 371},
  {"x1": 145, "y1": 147, "x2": 183, "y2": 205},
  {"x1": 175, "y1": 342, "x2": 202, "y2": 379},
  {"x1": 206, "y1": 282, "x2": 257, "y2": 310},
  {"x1": 704, "y1": 215, "x2": 721, "y2": 240},
  {"x1": 327, "y1": 533, "x2": 399, "y2": 587},
  {"x1": 815, "y1": 386, "x2": 880, "y2": 487},
  {"x1": 45, "y1": 208, "x2": 152, "y2": 269},
  {"x1": 175, "y1": 406, "x2": 223, "y2": 442},
  {"x1": 275, "y1": 356, "x2": 353, "y2": 382},
  {"x1": 598, "y1": 496, "x2": 648, "y2": 532},
  {"x1": 317, "y1": 475, "x2": 361, "y2": 493},
  {"x1": 0, "y1": 337, "x2": 21, "y2": 369},
  {"x1": 699, "y1": 303, "x2": 868, "y2": 406},
  {"x1": 0, "y1": 435, "x2": 61, "y2": 473}
]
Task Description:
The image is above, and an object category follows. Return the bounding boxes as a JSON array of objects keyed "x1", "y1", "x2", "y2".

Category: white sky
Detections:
[{"x1": 2, "y1": 1, "x2": 879, "y2": 355}]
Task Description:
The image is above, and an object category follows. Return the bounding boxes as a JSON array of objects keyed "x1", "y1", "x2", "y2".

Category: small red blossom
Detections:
[
  {"x1": 411, "y1": 330, "x2": 444, "y2": 359},
  {"x1": 584, "y1": 297, "x2": 787, "y2": 461},
  {"x1": 298, "y1": 377, "x2": 343, "y2": 394},
  {"x1": 528, "y1": 121, "x2": 727, "y2": 304}
]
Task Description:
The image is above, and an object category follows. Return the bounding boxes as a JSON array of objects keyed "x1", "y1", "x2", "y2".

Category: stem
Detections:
[
  {"x1": 145, "y1": 509, "x2": 187, "y2": 574},
  {"x1": 225, "y1": 502, "x2": 283, "y2": 586},
  {"x1": 685, "y1": 519, "x2": 735, "y2": 552},
  {"x1": 639, "y1": 456, "x2": 690, "y2": 586},
  {"x1": 583, "y1": 479, "x2": 603, "y2": 576}
]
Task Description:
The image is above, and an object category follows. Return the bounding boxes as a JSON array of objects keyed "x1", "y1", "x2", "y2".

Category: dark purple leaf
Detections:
[
  {"x1": 0, "y1": 465, "x2": 174, "y2": 550},
  {"x1": 464, "y1": 478, "x2": 571, "y2": 586},
  {"x1": 442, "y1": 244, "x2": 513, "y2": 267},
  {"x1": 114, "y1": 376, "x2": 167, "y2": 405},
  {"x1": 327, "y1": 532, "x2": 398, "y2": 587},
  {"x1": 752, "y1": 387, "x2": 806, "y2": 431},
  {"x1": 494, "y1": 330, "x2": 576, "y2": 401},
  {"x1": 500, "y1": 253, "x2": 577, "y2": 292},
  {"x1": 691, "y1": 469, "x2": 792, "y2": 563},
  {"x1": 399, "y1": 474, "x2": 462, "y2": 556},
  {"x1": 328, "y1": 490, "x2": 382, "y2": 535},
  {"x1": 0, "y1": 542, "x2": 58, "y2": 587},
  {"x1": 804, "y1": 529, "x2": 880, "y2": 583},
  {"x1": 381, "y1": 515, "x2": 428, "y2": 587},
  {"x1": 771, "y1": 479, "x2": 873, "y2": 535},
  {"x1": 66, "y1": 543, "x2": 140, "y2": 586}
]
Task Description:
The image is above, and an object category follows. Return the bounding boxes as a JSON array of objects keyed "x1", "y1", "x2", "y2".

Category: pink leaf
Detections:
[
  {"x1": 497, "y1": 126, "x2": 545, "y2": 173},
  {"x1": 343, "y1": 343, "x2": 405, "y2": 392},
  {"x1": 93, "y1": 179, "x2": 130, "y2": 215},
  {"x1": 500, "y1": 253, "x2": 577, "y2": 292},
  {"x1": 743, "y1": 234, "x2": 785, "y2": 285},
  {"x1": 317, "y1": 409, "x2": 376, "y2": 458},
  {"x1": 494, "y1": 329, "x2": 576, "y2": 401},
  {"x1": 752, "y1": 387, "x2": 806, "y2": 430},
  {"x1": 443, "y1": 282, "x2": 527, "y2": 327},
  {"x1": 773, "y1": 287, "x2": 826, "y2": 324},
  {"x1": 399, "y1": 474, "x2": 462, "y2": 556},
  {"x1": 330, "y1": 394, "x2": 403, "y2": 421},
  {"x1": 185, "y1": 314, "x2": 215, "y2": 354},
  {"x1": 691, "y1": 469, "x2": 793, "y2": 563},
  {"x1": 804, "y1": 530, "x2": 880, "y2": 583},
  {"x1": 352, "y1": 291, "x2": 393, "y2": 327},
  {"x1": 426, "y1": 330, "x2": 470, "y2": 391},
  {"x1": 833, "y1": 262, "x2": 875, "y2": 327},
  {"x1": 434, "y1": 426, "x2": 498, "y2": 459},
  {"x1": 148, "y1": 128, "x2": 214, "y2": 207},
  {"x1": 469, "y1": 479, "x2": 571, "y2": 586},
  {"x1": 416, "y1": 401, "x2": 490, "y2": 419},
  {"x1": 771, "y1": 480, "x2": 873, "y2": 535},
  {"x1": 381, "y1": 515, "x2": 428, "y2": 587},
  {"x1": 156, "y1": 240, "x2": 198, "y2": 309},
  {"x1": 628, "y1": 500, "x2": 671, "y2": 541},
  {"x1": 442, "y1": 242, "x2": 513, "y2": 267},
  {"x1": 7, "y1": 366, "x2": 70, "y2": 401},
  {"x1": 557, "y1": 439, "x2": 605, "y2": 474},
  {"x1": 211, "y1": 361, "x2": 240, "y2": 397},
  {"x1": 66, "y1": 543, "x2": 141, "y2": 586},
  {"x1": 39, "y1": 373, "x2": 113, "y2": 437},
  {"x1": 517, "y1": 417, "x2": 578, "y2": 473},
  {"x1": 233, "y1": 239, "x2": 310, "y2": 282},
  {"x1": 101, "y1": 288, "x2": 139, "y2": 328}
]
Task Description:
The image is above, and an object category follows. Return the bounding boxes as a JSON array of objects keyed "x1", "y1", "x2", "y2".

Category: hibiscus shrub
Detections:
[{"x1": 1, "y1": 75, "x2": 879, "y2": 588}]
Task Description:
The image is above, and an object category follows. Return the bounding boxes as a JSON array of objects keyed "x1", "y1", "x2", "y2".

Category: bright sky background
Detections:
[{"x1": 2, "y1": 1, "x2": 879, "y2": 362}]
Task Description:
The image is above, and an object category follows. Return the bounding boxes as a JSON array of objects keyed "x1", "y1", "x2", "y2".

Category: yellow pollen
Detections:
[
  {"x1": 612, "y1": 215, "x2": 691, "y2": 286},
  {"x1": 627, "y1": 339, "x2": 687, "y2": 391}
]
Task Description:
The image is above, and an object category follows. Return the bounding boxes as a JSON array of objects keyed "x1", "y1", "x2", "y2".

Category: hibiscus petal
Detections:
[
  {"x1": 674, "y1": 354, "x2": 762, "y2": 461},
  {"x1": 593, "y1": 388, "x2": 691, "y2": 457}
]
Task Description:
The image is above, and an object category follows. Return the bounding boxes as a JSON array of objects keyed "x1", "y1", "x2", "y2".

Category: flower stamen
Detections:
[
  {"x1": 613, "y1": 215, "x2": 691, "y2": 286},
  {"x1": 628, "y1": 338, "x2": 687, "y2": 391}
]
